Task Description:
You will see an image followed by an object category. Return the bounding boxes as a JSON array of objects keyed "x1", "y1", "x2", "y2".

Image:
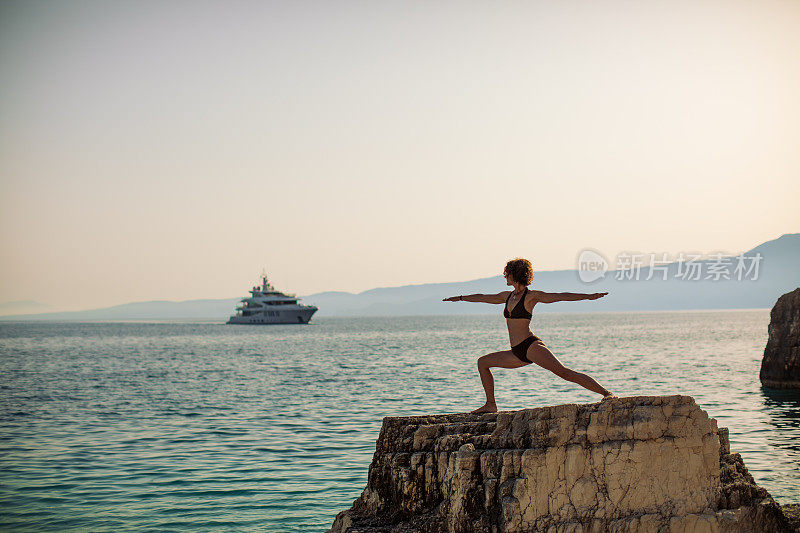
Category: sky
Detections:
[{"x1": 1, "y1": 0, "x2": 799, "y2": 311}]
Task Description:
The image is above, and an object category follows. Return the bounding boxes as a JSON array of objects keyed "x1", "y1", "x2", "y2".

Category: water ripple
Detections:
[{"x1": 0, "y1": 311, "x2": 797, "y2": 531}]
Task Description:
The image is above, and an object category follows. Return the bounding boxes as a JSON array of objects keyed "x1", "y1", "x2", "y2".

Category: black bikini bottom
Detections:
[{"x1": 511, "y1": 334, "x2": 541, "y2": 364}]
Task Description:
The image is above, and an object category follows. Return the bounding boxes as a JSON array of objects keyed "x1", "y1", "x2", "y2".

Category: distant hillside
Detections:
[
  {"x1": 2, "y1": 233, "x2": 798, "y2": 321},
  {"x1": 0, "y1": 300, "x2": 54, "y2": 316},
  {"x1": 304, "y1": 233, "x2": 799, "y2": 316},
  {"x1": 0, "y1": 299, "x2": 240, "y2": 322}
]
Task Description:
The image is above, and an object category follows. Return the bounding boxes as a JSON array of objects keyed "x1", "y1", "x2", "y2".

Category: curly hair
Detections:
[{"x1": 504, "y1": 258, "x2": 534, "y2": 285}]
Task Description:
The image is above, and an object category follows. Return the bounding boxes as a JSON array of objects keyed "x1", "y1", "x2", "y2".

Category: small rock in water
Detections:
[{"x1": 760, "y1": 287, "x2": 800, "y2": 390}]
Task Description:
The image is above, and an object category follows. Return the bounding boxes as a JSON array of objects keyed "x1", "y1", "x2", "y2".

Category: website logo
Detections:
[{"x1": 576, "y1": 249, "x2": 609, "y2": 283}]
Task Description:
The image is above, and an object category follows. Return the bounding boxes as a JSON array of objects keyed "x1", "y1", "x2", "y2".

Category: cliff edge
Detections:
[
  {"x1": 329, "y1": 395, "x2": 791, "y2": 532},
  {"x1": 760, "y1": 287, "x2": 800, "y2": 390}
]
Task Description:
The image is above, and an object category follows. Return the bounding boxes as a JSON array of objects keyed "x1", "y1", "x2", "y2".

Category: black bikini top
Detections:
[{"x1": 504, "y1": 287, "x2": 532, "y2": 319}]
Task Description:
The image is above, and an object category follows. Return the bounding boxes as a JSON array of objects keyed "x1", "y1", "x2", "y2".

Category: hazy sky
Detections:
[{"x1": 1, "y1": 0, "x2": 799, "y2": 311}]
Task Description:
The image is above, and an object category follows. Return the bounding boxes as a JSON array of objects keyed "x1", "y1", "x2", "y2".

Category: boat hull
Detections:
[{"x1": 226, "y1": 308, "x2": 317, "y2": 325}]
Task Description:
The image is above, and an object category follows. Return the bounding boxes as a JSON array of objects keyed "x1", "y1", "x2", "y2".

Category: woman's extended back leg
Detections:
[{"x1": 524, "y1": 342, "x2": 613, "y2": 397}]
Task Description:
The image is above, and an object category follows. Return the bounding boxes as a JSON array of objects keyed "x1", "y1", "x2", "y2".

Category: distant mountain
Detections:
[
  {"x1": 304, "y1": 233, "x2": 800, "y2": 315},
  {"x1": 0, "y1": 299, "x2": 240, "y2": 322},
  {"x1": 2, "y1": 233, "x2": 798, "y2": 321},
  {"x1": 0, "y1": 300, "x2": 54, "y2": 316}
]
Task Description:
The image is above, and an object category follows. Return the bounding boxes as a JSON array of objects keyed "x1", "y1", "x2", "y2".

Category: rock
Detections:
[
  {"x1": 760, "y1": 288, "x2": 800, "y2": 389},
  {"x1": 781, "y1": 504, "x2": 800, "y2": 532},
  {"x1": 329, "y1": 396, "x2": 792, "y2": 532}
]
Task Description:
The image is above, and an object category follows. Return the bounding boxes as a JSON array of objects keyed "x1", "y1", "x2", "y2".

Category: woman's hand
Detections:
[
  {"x1": 586, "y1": 292, "x2": 608, "y2": 300},
  {"x1": 442, "y1": 296, "x2": 460, "y2": 302}
]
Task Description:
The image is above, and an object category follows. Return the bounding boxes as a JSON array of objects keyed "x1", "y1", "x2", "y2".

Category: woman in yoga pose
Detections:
[{"x1": 443, "y1": 258, "x2": 616, "y2": 414}]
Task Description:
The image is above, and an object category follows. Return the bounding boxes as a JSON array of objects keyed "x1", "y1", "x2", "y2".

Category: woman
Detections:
[{"x1": 443, "y1": 258, "x2": 616, "y2": 414}]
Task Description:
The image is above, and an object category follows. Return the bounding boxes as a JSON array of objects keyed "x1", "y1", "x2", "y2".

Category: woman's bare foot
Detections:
[
  {"x1": 601, "y1": 392, "x2": 617, "y2": 401},
  {"x1": 470, "y1": 402, "x2": 497, "y2": 414}
]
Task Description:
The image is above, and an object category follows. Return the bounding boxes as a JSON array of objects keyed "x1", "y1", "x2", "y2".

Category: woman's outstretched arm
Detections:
[
  {"x1": 531, "y1": 290, "x2": 608, "y2": 303},
  {"x1": 443, "y1": 292, "x2": 509, "y2": 304}
]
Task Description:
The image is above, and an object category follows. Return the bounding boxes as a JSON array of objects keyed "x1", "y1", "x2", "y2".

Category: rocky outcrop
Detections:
[
  {"x1": 760, "y1": 288, "x2": 800, "y2": 389},
  {"x1": 329, "y1": 396, "x2": 791, "y2": 532}
]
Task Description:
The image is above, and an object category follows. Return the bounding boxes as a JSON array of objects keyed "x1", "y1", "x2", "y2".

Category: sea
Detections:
[{"x1": 1, "y1": 310, "x2": 798, "y2": 532}]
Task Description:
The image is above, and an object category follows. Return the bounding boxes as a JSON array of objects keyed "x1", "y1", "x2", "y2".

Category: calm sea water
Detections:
[{"x1": 1, "y1": 310, "x2": 798, "y2": 532}]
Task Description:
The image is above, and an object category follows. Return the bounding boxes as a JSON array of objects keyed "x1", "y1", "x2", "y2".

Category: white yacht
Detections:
[{"x1": 227, "y1": 275, "x2": 317, "y2": 325}]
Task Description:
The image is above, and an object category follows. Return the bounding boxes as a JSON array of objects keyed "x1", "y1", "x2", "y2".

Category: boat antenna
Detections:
[{"x1": 260, "y1": 268, "x2": 272, "y2": 291}]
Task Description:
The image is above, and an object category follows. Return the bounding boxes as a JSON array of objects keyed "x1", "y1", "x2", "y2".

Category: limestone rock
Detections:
[
  {"x1": 782, "y1": 504, "x2": 800, "y2": 531},
  {"x1": 329, "y1": 395, "x2": 792, "y2": 532},
  {"x1": 760, "y1": 288, "x2": 800, "y2": 389}
]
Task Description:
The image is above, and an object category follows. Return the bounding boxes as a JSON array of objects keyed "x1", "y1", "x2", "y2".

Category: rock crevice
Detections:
[{"x1": 330, "y1": 396, "x2": 791, "y2": 532}]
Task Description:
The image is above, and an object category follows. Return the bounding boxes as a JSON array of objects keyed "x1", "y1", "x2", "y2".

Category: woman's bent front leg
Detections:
[
  {"x1": 525, "y1": 342, "x2": 613, "y2": 398},
  {"x1": 472, "y1": 350, "x2": 530, "y2": 414}
]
